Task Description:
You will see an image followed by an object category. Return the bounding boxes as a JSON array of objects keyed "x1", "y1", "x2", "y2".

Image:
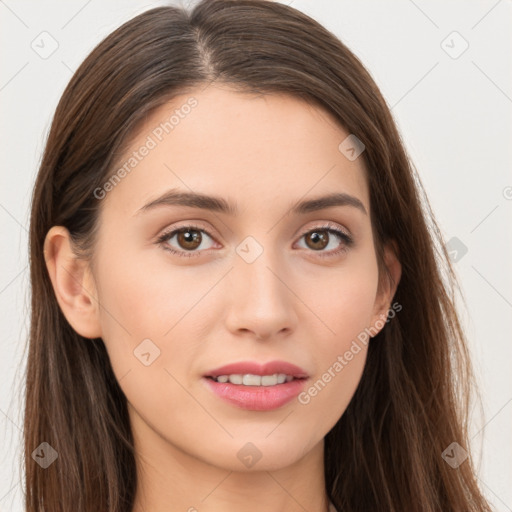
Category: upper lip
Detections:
[{"x1": 204, "y1": 360, "x2": 309, "y2": 379}]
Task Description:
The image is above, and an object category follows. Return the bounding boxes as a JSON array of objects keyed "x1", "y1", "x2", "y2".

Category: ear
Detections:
[
  {"x1": 43, "y1": 226, "x2": 102, "y2": 339},
  {"x1": 369, "y1": 240, "x2": 402, "y2": 337}
]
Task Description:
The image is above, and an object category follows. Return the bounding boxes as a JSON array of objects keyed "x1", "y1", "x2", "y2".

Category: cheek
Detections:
[
  {"x1": 300, "y1": 252, "x2": 379, "y2": 350},
  {"x1": 92, "y1": 251, "x2": 208, "y2": 438},
  {"x1": 293, "y1": 255, "x2": 378, "y2": 423},
  {"x1": 96, "y1": 235, "x2": 212, "y2": 329},
  {"x1": 297, "y1": 342, "x2": 368, "y2": 436},
  {"x1": 92, "y1": 243, "x2": 210, "y2": 380}
]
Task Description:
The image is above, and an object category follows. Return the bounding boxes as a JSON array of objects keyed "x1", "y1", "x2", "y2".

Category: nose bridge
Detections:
[{"x1": 225, "y1": 235, "x2": 298, "y2": 338}]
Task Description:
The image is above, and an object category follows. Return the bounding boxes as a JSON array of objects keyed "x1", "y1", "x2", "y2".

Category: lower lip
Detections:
[{"x1": 203, "y1": 377, "x2": 307, "y2": 411}]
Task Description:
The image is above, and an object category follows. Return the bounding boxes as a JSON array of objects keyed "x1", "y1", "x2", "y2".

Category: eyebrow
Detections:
[{"x1": 136, "y1": 189, "x2": 367, "y2": 216}]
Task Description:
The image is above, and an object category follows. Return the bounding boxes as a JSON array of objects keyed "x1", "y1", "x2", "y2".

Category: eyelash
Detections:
[{"x1": 156, "y1": 222, "x2": 354, "y2": 259}]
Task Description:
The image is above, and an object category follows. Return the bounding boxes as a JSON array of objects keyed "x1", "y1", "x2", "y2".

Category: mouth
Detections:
[
  {"x1": 203, "y1": 360, "x2": 309, "y2": 411},
  {"x1": 207, "y1": 373, "x2": 300, "y2": 386}
]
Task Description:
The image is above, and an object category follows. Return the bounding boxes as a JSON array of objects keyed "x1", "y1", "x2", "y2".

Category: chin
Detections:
[{"x1": 201, "y1": 432, "x2": 321, "y2": 473}]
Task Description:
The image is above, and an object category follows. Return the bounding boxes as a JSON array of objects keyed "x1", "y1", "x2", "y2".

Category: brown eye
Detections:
[
  {"x1": 157, "y1": 225, "x2": 217, "y2": 257},
  {"x1": 296, "y1": 224, "x2": 354, "y2": 257},
  {"x1": 304, "y1": 230, "x2": 329, "y2": 250},
  {"x1": 176, "y1": 228, "x2": 202, "y2": 250}
]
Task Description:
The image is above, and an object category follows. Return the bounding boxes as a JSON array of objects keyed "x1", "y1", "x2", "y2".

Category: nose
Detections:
[{"x1": 224, "y1": 250, "x2": 298, "y2": 342}]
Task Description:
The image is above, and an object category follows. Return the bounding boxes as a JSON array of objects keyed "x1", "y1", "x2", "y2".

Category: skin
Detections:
[{"x1": 44, "y1": 84, "x2": 401, "y2": 512}]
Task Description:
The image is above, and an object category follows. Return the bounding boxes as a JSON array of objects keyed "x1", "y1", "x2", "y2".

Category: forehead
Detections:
[{"x1": 101, "y1": 84, "x2": 370, "y2": 221}]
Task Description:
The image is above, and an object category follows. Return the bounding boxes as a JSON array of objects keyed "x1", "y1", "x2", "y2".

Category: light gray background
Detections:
[{"x1": 1, "y1": 0, "x2": 511, "y2": 510}]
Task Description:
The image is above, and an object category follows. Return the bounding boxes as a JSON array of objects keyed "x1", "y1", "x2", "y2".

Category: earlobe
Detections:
[
  {"x1": 43, "y1": 226, "x2": 102, "y2": 339},
  {"x1": 370, "y1": 241, "x2": 402, "y2": 337}
]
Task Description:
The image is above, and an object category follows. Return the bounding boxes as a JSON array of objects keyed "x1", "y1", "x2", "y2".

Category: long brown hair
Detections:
[{"x1": 25, "y1": 1, "x2": 491, "y2": 510}]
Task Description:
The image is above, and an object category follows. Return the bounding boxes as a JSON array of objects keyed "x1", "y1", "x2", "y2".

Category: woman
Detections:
[{"x1": 25, "y1": 0, "x2": 492, "y2": 510}]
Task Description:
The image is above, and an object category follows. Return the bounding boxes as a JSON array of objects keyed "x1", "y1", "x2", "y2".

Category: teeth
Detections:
[
  {"x1": 229, "y1": 374, "x2": 243, "y2": 385},
  {"x1": 243, "y1": 374, "x2": 261, "y2": 386},
  {"x1": 213, "y1": 373, "x2": 294, "y2": 386},
  {"x1": 261, "y1": 374, "x2": 278, "y2": 386}
]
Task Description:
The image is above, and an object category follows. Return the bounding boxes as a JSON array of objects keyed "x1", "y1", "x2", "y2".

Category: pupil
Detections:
[
  {"x1": 179, "y1": 229, "x2": 201, "y2": 249},
  {"x1": 308, "y1": 230, "x2": 328, "y2": 250}
]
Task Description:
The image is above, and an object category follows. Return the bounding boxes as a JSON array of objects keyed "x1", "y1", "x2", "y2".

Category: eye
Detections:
[
  {"x1": 295, "y1": 222, "x2": 353, "y2": 258},
  {"x1": 156, "y1": 225, "x2": 217, "y2": 258},
  {"x1": 156, "y1": 221, "x2": 353, "y2": 259}
]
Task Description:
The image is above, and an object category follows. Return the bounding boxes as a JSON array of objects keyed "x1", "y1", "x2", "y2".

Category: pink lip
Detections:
[
  {"x1": 203, "y1": 360, "x2": 309, "y2": 411},
  {"x1": 204, "y1": 360, "x2": 309, "y2": 379}
]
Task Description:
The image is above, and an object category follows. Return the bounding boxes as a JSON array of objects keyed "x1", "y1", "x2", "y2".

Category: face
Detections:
[{"x1": 54, "y1": 84, "x2": 399, "y2": 473}]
